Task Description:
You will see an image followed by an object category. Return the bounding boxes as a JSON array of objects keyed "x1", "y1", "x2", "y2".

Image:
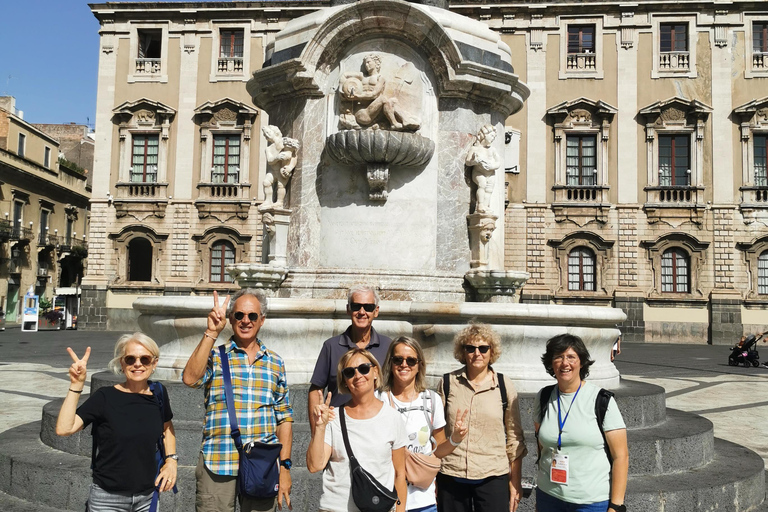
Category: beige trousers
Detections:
[{"x1": 195, "y1": 453, "x2": 278, "y2": 512}]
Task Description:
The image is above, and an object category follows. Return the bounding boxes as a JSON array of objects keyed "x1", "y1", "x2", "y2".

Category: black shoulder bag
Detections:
[{"x1": 339, "y1": 406, "x2": 400, "y2": 512}]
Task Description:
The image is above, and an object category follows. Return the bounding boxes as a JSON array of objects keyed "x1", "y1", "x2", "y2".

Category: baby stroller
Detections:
[{"x1": 728, "y1": 334, "x2": 760, "y2": 367}]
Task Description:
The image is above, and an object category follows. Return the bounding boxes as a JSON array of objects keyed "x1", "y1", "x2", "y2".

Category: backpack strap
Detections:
[
  {"x1": 534, "y1": 384, "x2": 556, "y2": 465},
  {"x1": 496, "y1": 371, "x2": 508, "y2": 416},
  {"x1": 442, "y1": 373, "x2": 450, "y2": 406},
  {"x1": 595, "y1": 388, "x2": 614, "y2": 466}
]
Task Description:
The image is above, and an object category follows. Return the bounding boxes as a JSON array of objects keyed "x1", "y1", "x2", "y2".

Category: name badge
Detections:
[{"x1": 550, "y1": 452, "x2": 569, "y2": 485}]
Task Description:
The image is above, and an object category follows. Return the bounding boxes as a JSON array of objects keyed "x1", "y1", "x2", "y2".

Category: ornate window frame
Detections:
[
  {"x1": 209, "y1": 23, "x2": 252, "y2": 82},
  {"x1": 734, "y1": 97, "x2": 768, "y2": 219},
  {"x1": 108, "y1": 225, "x2": 168, "y2": 288},
  {"x1": 642, "y1": 232, "x2": 709, "y2": 304},
  {"x1": 128, "y1": 22, "x2": 169, "y2": 83},
  {"x1": 192, "y1": 226, "x2": 251, "y2": 290},
  {"x1": 737, "y1": 235, "x2": 768, "y2": 303},
  {"x1": 745, "y1": 17, "x2": 768, "y2": 79},
  {"x1": 651, "y1": 15, "x2": 698, "y2": 79},
  {"x1": 547, "y1": 98, "x2": 616, "y2": 224},
  {"x1": 639, "y1": 97, "x2": 711, "y2": 223},
  {"x1": 549, "y1": 231, "x2": 614, "y2": 302},
  {"x1": 558, "y1": 17, "x2": 604, "y2": 80}
]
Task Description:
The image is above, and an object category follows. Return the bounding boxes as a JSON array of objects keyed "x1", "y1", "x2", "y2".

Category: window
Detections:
[
  {"x1": 759, "y1": 251, "x2": 768, "y2": 295},
  {"x1": 136, "y1": 29, "x2": 162, "y2": 74},
  {"x1": 17, "y1": 133, "x2": 25, "y2": 158},
  {"x1": 568, "y1": 25, "x2": 594, "y2": 54},
  {"x1": 220, "y1": 29, "x2": 244, "y2": 59},
  {"x1": 39, "y1": 209, "x2": 49, "y2": 244},
  {"x1": 660, "y1": 24, "x2": 688, "y2": 52},
  {"x1": 13, "y1": 201, "x2": 23, "y2": 238},
  {"x1": 127, "y1": 238, "x2": 153, "y2": 282},
  {"x1": 566, "y1": 135, "x2": 596, "y2": 186},
  {"x1": 212, "y1": 135, "x2": 240, "y2": 183},
  {"x1": 568, "y1": 247, "x2": 595, "y2": 291},
  {"x1": 210, "y1": 241, "x2": 235, "y2": 283},
  {"x1": 659, "y1": 135, "x2": 690, "y2": 186},
  {"x1": 131, "y1": 135, "x2": 159, "y2": 183},
  {"x1": 754, "y1": 22, "x2": 768, "y2": 54},
  {"x1": 755, "y1": 135, "x2": 767, "y2": 187},
  {"x1": 44, "y1": 147, "x2": 51, "y2": 168},
  {"x1": 661, "y1": 248, "x2": 689, "y2": 293}
]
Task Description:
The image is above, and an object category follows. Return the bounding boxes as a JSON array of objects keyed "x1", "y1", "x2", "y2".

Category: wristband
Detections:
[
  {"x1": 204, "y1": 332, "x2": 217, "y2": 341},
  {"x1": 448, "y1": 434, "x2": 461, "y2": 447},
  {"x1": 69, "y1": 388, "x2": 83, "y2": 394}
]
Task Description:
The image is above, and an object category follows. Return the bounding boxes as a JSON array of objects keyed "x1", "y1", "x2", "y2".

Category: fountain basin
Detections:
[{"x1": 135, "y1": 296, "x2": 625, "y2": 393}]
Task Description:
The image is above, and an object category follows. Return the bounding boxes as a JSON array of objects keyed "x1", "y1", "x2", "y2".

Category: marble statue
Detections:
[
  {"x1": 339, "y1": 53, "x2": 421, "y2": 131},
  {"x1": 262, "y1": 125, "x2": 299, "y2": 208},
  {"x1": 465, "y1": 124, "x2": 500, "y2": 213}
]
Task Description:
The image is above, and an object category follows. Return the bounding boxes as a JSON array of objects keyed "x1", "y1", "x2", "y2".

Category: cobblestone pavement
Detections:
[{"x1": 1, "y1": 328, "x2": 766, "y2": 467}]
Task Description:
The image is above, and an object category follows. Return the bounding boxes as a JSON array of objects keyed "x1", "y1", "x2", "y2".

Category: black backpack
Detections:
[{"x1": 536, "y1": 384, "x2": 614, "y2": 465}]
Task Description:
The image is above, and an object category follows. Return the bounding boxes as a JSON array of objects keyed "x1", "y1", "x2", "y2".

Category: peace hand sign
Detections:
[
  {"x1": 66, "y1": 346, "x2": 91, "y2": 385},
  {"x1": 450, "y1": 408, "x2": 470, "y2": 445},
  {"x1": 207, "y1": 290, "x2": 231, "y2": 335},
  {"x1": 313, "y1": 390, "x2": 335, "y2": 428}
]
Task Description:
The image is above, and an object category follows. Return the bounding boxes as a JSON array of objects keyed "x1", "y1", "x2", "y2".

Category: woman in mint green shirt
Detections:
[{"x1": 533, "y1": 334, "x2": 629, "y2": 512}]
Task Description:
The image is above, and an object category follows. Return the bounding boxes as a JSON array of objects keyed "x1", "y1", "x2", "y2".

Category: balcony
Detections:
[
  {"x1": 135, "y1": 58, "x2": 161, "y2": 75},
  {"x1": 659, "y1": 51, "x2": 690, "y2": 72},
  {"x1": 566, "y1": 52, "x2": 596, "y2": 72},
  {"x1": 753, "y1": 52, "x2": 768, "y2": 70},
  {"x1": 8, "y1": 226, "x2": 34, "y2": 242},
  {"x1": 552, "y1": 185, "x2": 610, "y2": 224},
  {"x1": 644, "y1": 185, "x2": 705, "y2": 224},
  {"x1": 59, "y1": 238, "x2": 88, "y2": 256},
  {"x1": 195, "y1": 182, "x2": 252, "y2": 220},
  {"x1": 217, "y1": 57, "x2": 244, "y2": 74},
  {"x1": 113, "y1": 182, "x2": 169, "y2": 218},
  {"x1": 39, "y1": 232, "x2": 59, "y2": 247}
]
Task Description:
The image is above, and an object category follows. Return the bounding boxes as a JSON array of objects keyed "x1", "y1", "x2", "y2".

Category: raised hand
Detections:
[
  {"x1": 313, "y1": 390, "x2": 335, "y2": 428},
  {"x1": 450, "y1": 408, "x2": 470, "y2": 444},
  {"x1": 66, "y1": 347, "x2": 91, "y2": 385},
  {"x1": 207, "y1": 290, "x2": 230, "y2": 336}
]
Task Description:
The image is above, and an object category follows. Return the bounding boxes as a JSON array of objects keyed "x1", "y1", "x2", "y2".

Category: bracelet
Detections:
[
  {"x1": 448, "y1": 434, "x2": 461, "y2": 447},
  {"x1": 69, "y1": 388, "x2": 83, "y2": 394},
  {"x1": 203, "y1": 332, "x2": 217, "y2": 341}
]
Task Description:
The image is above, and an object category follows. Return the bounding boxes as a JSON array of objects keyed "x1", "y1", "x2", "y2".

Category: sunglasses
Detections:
[
  {"x1": 391, "y1": 356, "x2": 419, "y2": 367},
  {"x1": 233, "y1": 311, "x2": 260, "y2": 321},
  {"x1": 349, "y1": 302, "x2": 377, "y2": 313},
  {"x1": 464, "y1": 345, "x2": 491, "y2": 354},
  {"x1": 342, "y1": 363, "x2": 373, "y2": 379},
  {"x1": 123, "y1": 355, "x2": 155, "y2": 366}
]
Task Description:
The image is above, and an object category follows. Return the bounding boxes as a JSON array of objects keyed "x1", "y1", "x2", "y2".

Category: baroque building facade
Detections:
[
  {"x1": 0, "y1": 97, "x2": 91, "y2": 325},
  {"x1": 84, "y1": 1, "x2": 768, "y2": 344}
]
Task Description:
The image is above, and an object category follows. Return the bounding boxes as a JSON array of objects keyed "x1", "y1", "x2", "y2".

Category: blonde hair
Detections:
[
  {"x1": 336, "y1": 348, "x2": 382, "y2": 395},
  {"x1": 108, "y1": 332, "x2": 160, "y2": 374},
  {"x1": 452, "y1": 322, "x2": 502, "y2": 365},
  {"x1": 381, "y1": 336, "x2": 427, "y2": 393}
]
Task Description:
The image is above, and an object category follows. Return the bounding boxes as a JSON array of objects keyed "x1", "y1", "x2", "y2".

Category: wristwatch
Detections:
[
  {"x1": 280, "y1": 458, "x2": 292, "y2": 470},
  {"x1": 165, "y1": 453, "x2": 179, "y2": 461},
  {"x1": 608, "y1": 502, "x2": 626, "y2": 512}
]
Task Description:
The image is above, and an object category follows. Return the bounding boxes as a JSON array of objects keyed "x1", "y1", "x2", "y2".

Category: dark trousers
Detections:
[{"x1": 436, "y1": 472, "x2": 510, "y2": 512}]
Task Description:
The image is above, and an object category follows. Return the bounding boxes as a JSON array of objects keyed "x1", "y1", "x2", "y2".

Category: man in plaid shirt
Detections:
[{"x1": 183, "y1": 288, "x2": 293, "y2": 512}]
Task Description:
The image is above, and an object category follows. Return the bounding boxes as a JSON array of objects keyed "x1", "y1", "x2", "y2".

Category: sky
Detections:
[{"x1": 0, "y1": 0, "x2": 192, "y2": 127}]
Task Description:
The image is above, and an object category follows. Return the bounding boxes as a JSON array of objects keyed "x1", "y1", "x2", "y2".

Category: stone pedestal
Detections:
[
  {"x1": 467, "y1": 212, "x2": 498, "y2": 268},
  {"x1": 227, "y1": 263, "x2": 288, "y2": 295},
  {"x1": 259, "y1": 206, "x2": 292, "y2": 267},
  {"x1": 465, "y1": 269, "x2": 529, "y2": 303}
]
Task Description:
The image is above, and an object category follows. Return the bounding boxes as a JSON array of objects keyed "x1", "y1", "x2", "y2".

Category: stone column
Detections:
[{"x1": 260, "y1": 206, "x2": 292, "y2": 267}]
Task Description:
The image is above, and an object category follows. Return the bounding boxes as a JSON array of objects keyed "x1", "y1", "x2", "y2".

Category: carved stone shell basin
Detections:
[{"x1": 325, "y1": 130, "x2": 435, "y2": 168}]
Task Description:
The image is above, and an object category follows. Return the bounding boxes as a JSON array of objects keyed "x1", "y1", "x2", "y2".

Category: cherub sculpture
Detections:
[
  {"x1": 261, "y1": 125, "x2": 299, "y2": 208},
  {"x1": 339, "y1": 54, "x2": 421, "y2": 131},
  {"x1": 465, "y1": 125, "x2": 500, "y2": 214}
]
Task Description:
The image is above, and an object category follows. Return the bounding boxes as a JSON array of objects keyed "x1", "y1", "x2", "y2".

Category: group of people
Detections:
[{"x1": 56, "y1": 284, "x2": 628, "y2": 512}]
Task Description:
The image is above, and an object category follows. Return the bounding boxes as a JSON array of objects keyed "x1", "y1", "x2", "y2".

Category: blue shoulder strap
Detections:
[
  {"x1": 149, "y1": 381, "x2": 178, "y2": 512},
  {"x1": 218, "y1": 344, "x2": 245, "y2": 451}
]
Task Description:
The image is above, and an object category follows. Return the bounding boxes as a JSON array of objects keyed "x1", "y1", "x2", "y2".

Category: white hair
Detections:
[
  {"x1": 347, "y1": 284, "x2": 380, "y2": 306},
  {"x1": 107, "y1": 332, "x2": 160, "y2": 374}
]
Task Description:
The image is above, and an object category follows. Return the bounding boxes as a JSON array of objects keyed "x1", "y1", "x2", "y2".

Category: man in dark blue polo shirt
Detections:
[{"x1": 307, "y1": 285, "x2": 392, "y2": 425}]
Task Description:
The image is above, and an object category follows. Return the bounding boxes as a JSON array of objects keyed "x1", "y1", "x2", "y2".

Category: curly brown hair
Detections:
[{"x1": 452, "y1": 322, "x2": 502, "y2": 365}]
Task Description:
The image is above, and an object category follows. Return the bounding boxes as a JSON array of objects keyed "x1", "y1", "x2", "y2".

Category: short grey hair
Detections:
[
  {"x1": 108, "y1": 332, "x2": 160, "y2": 374},
  {"x1": 347, "y1": 284, "x2": 380, "y2": 306},
  {"x1": 227, "y1": 288, "x2": 268, "y2": 317}
]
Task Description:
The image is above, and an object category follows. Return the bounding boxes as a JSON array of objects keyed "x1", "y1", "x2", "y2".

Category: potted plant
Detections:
[{"x1": 38, "y1": 297, "x2": 63, "y2": 330}]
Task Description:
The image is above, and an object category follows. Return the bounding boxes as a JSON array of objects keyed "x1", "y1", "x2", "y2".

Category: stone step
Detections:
[
  {"x1": 0, "y1": 421, "x2": 323, "y2": 512},
  {"x1": 0, "y1": 490, "x2": 67, "y2": 512}
]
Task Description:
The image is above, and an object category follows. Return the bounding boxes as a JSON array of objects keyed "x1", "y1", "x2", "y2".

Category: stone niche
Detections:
[{"x1": 247, "y1": 0, "x2": 529, "y2": 299}]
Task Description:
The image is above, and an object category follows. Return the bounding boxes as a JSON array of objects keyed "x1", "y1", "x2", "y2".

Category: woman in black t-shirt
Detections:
[{"x1": 56, "y1": 333, "x2": 177, "y2": 512}]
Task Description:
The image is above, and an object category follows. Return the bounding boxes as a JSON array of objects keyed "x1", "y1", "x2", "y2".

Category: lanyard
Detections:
[{"x1": 556, "y1": 382, "x2": 582, "y2": 450}]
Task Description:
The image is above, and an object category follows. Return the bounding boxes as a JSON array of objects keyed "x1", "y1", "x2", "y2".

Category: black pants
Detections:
[{"x1": 436, "y1": 472, "x2": 510, "y2": 512}]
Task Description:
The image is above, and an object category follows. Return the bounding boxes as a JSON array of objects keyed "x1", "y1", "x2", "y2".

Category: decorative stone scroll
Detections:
[
  {"x1": 261, "y1": 126, "x2": 299, "y2": 208},
  {"x1": 464, "y1": 269, "x2": 530, "y2": 303},
  {"x1": 227, "y1": 263, "x2": 288, "y2": 296},
  {"x1": 466, "y1": 125, "x2": 500, "y2": 214}
]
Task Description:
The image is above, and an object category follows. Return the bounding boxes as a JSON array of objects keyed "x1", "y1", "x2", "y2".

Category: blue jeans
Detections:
[
  {"x1": 536, "y1": 488, "x2": 609, "y2": 512},
  {"x1": 412, "y1": 505, "x2": 439, "y2": 512},
  {"x1": 87, "y1": 483, "x2": 153, "y2": 512}
]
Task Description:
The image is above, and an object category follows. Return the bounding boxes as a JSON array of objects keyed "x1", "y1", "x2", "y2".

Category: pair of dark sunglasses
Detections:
[
  {"x1": 234, "y1": 311, "x2": 260, "y2": 321},
  {"x1": 464, "y1": 344, "x2": 491, "y2": 354},
  {"x1": 123, "y1": 355, "x2": 155, "y2": 366},
  {"x1": 349, "y1": 302, "x2": 377, "y2": 313},
  {"x1": 342, "y1": 363, "x2": 373, "y2": 379},
  {"x1": 391, "y1": 356, "x2": 419, "y2": 367}
]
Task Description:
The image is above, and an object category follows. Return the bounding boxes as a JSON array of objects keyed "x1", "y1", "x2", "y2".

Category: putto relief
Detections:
[
  {"x1": 338, "y1": 53, "x2": 422, "y2": 132},
  {"x1": 261, "y1": 125, "x2": 300, "y2": 209},
  {"x1": 465, "y1": 124, "x2": 500, "y2": 214}
]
